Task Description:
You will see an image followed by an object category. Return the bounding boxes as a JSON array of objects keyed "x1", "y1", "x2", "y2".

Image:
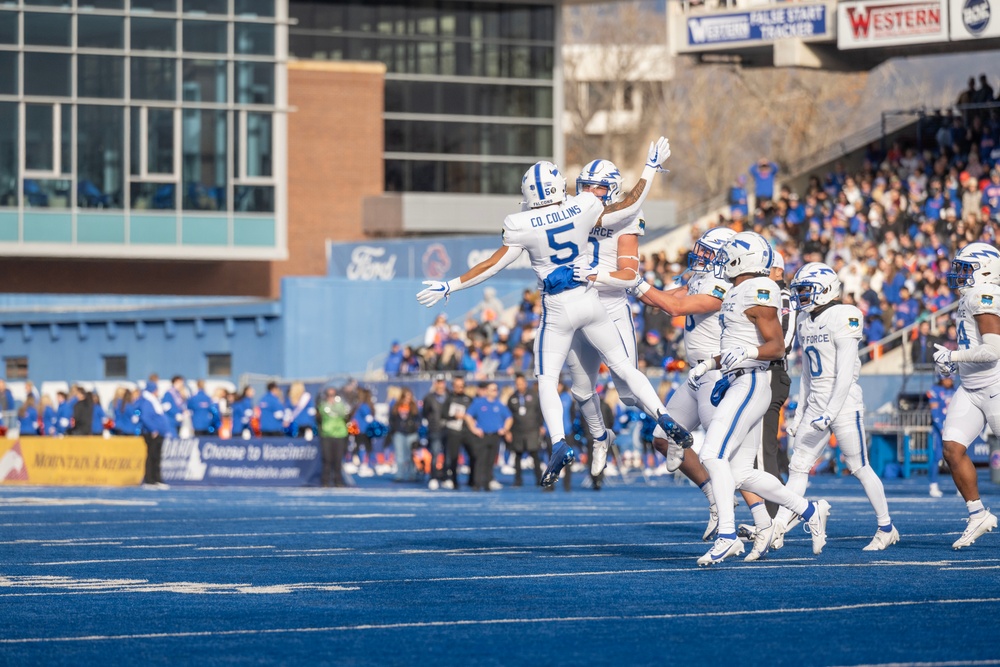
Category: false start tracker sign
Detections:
[{"x1": 837, "y1": 0, "x2": 949, "y2": 48}]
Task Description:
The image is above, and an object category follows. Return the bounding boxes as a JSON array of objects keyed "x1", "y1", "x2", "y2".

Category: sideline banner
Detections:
[
  {"x1": 684, "y1": 4, "x2": 829, "y2": 50},
  {"x1": 838, "y1": 0, "x2": 949, "y2": 49},
  {"x1": 161, "y1": 436, "x2": 321, "y2": 486},
  {"x1": 0, "y1": 437, "x2": 146, "y2": 486}
]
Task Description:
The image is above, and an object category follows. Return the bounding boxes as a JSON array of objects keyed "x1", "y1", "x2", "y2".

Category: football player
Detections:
[
  {"x1": 775, "y1": 262, "x2": 898, "y2": 551},
  {"x1": 686, "y1": 231, "x2": 830, "y2": 565},
  {"x1": 932, "y1": 242, "x2": 1000, "y2": 548},
  {"x1": 417, "y1": 140, "x2": 694, "y2": 489}
]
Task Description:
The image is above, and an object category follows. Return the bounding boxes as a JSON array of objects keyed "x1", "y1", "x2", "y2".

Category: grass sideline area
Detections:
[{"x1": 1, "y1": 470, "x2": 999, "y2": 666}]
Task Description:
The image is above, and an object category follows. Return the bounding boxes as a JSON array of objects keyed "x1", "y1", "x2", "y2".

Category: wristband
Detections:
[
  {"x1": 446, "y1": 277, "x2": 463, "y2": 293},
  {"x1": 746, "y1": 347, "x2": 758, "y2": 361},
  {"x1": 641, "y1": 165, "x2": 659, "y2": 182},
  {"x1": 634, "y1": 280, "x2": 651, "y2": 296}
]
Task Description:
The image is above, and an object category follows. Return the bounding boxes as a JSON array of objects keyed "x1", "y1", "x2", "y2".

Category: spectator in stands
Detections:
[
  {"x1": 39, "y1": 394, "x2": 57, "y2": 436},
  {"x1": 257, "y1": 382, "x2": 286, "y2": 437},
  {"x1": 231, "y1": 386, "x2": 256, "y2": 438},
  {"x1": 161, "y1": 376, "x2": 187, "y2": 437},
  {"x1": 424, "y1": 313, "x2": 450, "y2": 356},
  {"x1": 399, "y1": 345, "x2": 423, "y2": 375},
  {"x1": 911, "y1": 320, "x2": 942, "y2": 368},
  {"x1": 894, "y1": 287, "x2": 921, "y2": 330},
  {"x1": 957, "y1": 77, "x2": 976, "y2": 121},
  {"x1": 0, "y1": 380, "x2": 14, "y2": 424},
  {"x1": 384, "y1": 341, "x2": 404, "y2": 376},
  {"x1": 90, "y1": 391, "x2": 106, "y2": 436},
  {"x1": 975, "y1": 74, "x2": 995, "y2": 111},
  {"x1": 637, "y1": 329, "x2": 665, "y2": 370},
  {"x1": 388, "y1": 387, "x2": 420, "y2": 483},
  {"x1": 110, "y1": 386, "x2": 134, "y2": 436},
  {"x1": 23, "y1": 380, "x2": 39, "y2": 402},
  {"x1": 985, "y1": 169, "x2": 1000, "y2": 220},
  {"x1": 473, "y1": 286, "x2": 505, "y2": 339},
  {"x1": 729, "y1": 174, "x2": 748, "y2": 218},
  {"x1": 318, "y1": 387, "x2": 350, "y2": 487},
  {"x1": 284, "y1": 381, "x2": 316, "y2": 439},
  {"x1": 69, "y1": 385, "x2": 93, "y2": 435},
  {"x1": 188, "y1": 380, "x2": 221, "y2": 436},
  {"x1": 749, "y1": 157, "x2": 779, "y2": 208},
  {"x1": 17, "y1": 395, "x2": 39, "y2": 436}
]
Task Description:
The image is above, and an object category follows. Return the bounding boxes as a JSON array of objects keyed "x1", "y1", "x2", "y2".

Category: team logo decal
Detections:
[
  {"x1": 638, "y1": 219, "x2": 646, "y2": 233},
  {"x1": 712, "y1": 286, "x2": 727, "y2": 299},
  {"x1": 756, "y1": 288, "x2": 771, "y2": 304},
  {"x1": 963, "y1": 0, "x2": 991, "y2": 35},
  {"x1": 982, "y1": 294, "x2": 994, "y2": 306},
  {"x1": 422, "y1": 243, "x2": 452, "y2": 280},
  {"x1": 848, "y1": 317, "x2": 860, "y2": 328}
]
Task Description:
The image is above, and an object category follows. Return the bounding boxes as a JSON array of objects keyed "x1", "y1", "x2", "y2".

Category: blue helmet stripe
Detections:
[
  {"x1": 534, "y1": 163, "x2": 544, "y2": 203},
  {"x1": 587, "y1": 159, "x2": 601, "y2": 176}
]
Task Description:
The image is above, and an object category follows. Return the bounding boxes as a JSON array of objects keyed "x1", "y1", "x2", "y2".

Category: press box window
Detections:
[
  {"x1": 206, "y1": 353, "x2": 231, "y2": 377},
  {"x1": 5, "y1": 356, "x2": 28, "y2": 381},
  {"x1": 104, "y1": 355, "x2": 127, "y2": 379}
]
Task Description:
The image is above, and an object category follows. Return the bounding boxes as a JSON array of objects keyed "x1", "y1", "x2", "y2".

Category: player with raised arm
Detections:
[
  {"x1": 416, "y1": 140, "x2": 694, "y2": 489},
  {"x1": 685, "y1": 231, "x2": 830, "y2": 566},
  {"x1": 932, "y1": 242, "x2": 1000, "y2": 549},
  {"x1": 772, "y1": 262, "x2": 898, "y2": 551},
  {"x1": 561, "y1": 159, "x2": 650, "y2": 477},
  {"x1": 631, "y1": 227, "x2": 735, "y2": 542}
]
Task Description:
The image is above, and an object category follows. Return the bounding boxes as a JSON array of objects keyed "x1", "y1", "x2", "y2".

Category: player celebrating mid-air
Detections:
[
  {"x1": 563, "y1": 158, "x2": 652, "y2": 477},
  {"x1": 774, "y1": 262, "x2": 898, "y2": 551},
  {"x1": 632, "y1": 227, "x2": 735, "y2": 543},
  {"x1": 932, "y1": 242, "x2": 1000, "y2": 548},
  {"x1": 686, "y1": 231, "x2": 830, "y2": 565},
  {"x1": 416, "y1": 139, "x2": 694, "y2": 489}
]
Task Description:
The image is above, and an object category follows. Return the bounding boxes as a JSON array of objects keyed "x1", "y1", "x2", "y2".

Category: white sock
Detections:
[
  {"x1": 967, "y1": 499, "x2": 985, "y2": 516},
  {"x1": 699, "y1": 479, "x2": 717, "y2": 510},
  {"x1": 853, "y1": 465, "x2": 891, "y2": 527},
  {"x1": 750, "y1": 501, "x2": 771, "y2": 529},
  {"x1": 576, "y1": 393, "x2": 606, "y2": 442},
  {"x1": 774, "y1": 469, "x2": 809, "y2": 527},
  {"x1": 739, "y1": 469, "x2": 810, "y2": 518},
  {"x1": 702, "y1": 458, "x2": 737, "y2": 537},
  {"x1": 537, "y1": 376, "x2": 566, "y2": 444}
]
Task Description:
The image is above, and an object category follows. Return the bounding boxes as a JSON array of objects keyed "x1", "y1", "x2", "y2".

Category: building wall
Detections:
[
  {"x1": 279, "y1": 61, "x2": 385, "y2": 295},
  {"x1": 0, "y1": 62, "x2": 384, "y2": 299}
]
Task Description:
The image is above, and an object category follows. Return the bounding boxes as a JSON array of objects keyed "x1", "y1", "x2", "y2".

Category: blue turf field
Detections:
[{"x1": 2, "y1": 470, "x2": 999, "y2": 666}]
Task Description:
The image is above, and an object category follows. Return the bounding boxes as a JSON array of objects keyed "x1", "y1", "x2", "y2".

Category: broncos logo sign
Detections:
[{"x1": 422, "y1": 244, "x2": 452, "y2": 280}]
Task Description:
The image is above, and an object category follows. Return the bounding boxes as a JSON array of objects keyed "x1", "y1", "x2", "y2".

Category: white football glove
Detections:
[
  {"x1": 627, "y1": 273, "x2": 650, "y2": 297},
  {"x1": 933, "y1": 343, "x2": 957, "y2": 376},
  {"x1": 417, "y1": 280, "x2": 450, "y2": 308},
  {"x1": 687, "y1": 361, "x2": 710, "y2": 391},
  {"x1": 785, "y1": 416, "x2": 801, "y2": 438},
  {"x1": 810, "y1": 414, "x2": 832, "y2": 432},
  {"x1": 720, "y1": 345, "x2": 755, "y2": 371},
  {"x1": 572, "y1": 258, "x2": 598, "y2": 284},
  {"x1": 645, "y1": 137, "x2": 671, "y2": 172}
]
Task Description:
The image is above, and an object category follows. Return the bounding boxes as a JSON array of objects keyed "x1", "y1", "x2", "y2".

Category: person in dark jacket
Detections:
[
  {"x1": 188, "y1": 380, "x2": 221, "y2": 436},
  {"x1": 506, "y1": 373, "x2": 544, "y2": 487},
  {"x1": 389, "y1": 388, "x2": 421, "y2": 482},
  {"x1": 69, "y1": 385, "x2": 93, "y2": 435},
  {"x1": 441, "y1": 376, "x2": 473, "y2": 490},
  {"x1": 421, "y1": 375, "x2": 449, "y2": 489},
  {"x1": 135, "y1": 379, "x2": 171, "y2": 488}
]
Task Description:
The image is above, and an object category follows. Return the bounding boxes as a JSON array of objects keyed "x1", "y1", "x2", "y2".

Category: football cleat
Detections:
[
  {"x1": 697, "y1": 536, "x2": 745, "y2": 566},
  {"x1": 806, "y1": 500, "x2": 831, "y2": 555},
  {"x1": 952, "y1": 510, "x2": 998, "y2": 549},
  {"x1": 745, "y1": 523, "x2": 776, "y2": 562},
  {"x1": 737, "y1": 524, "x2": 758, "y2": 541},
  {"x1": 665, "y1": 440, "x2": 684, "y2": 473},
  {"x1": 591, "y1": 431, "x2": 613, "y2": 476},
  {"x1": 541, "y1": 440, "x2": 575, "y2": 488},
  {"x1": 703, "y1": 507, "x2": 720, "y2": 541},
  {"x1": 656, "y1": 412, "x2": 693, "y2": 449},
  {"x1": 863, "y1": 525, "x2": 900, "y2": 551}
]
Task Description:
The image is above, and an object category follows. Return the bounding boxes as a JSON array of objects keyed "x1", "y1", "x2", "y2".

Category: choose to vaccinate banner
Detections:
[
  {"x1": 161, "y1": 436, "x2": 321, "y2": 486},
  {"x1": 0, "y1": 437, "x2": 146, "y2": 486}
]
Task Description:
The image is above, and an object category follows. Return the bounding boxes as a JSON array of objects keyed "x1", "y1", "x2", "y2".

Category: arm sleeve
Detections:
[
  {"x1": 951, "y1": 332, "x2": 1000, "y2": 363},
  {"x1": 600, "y1": 166, "x2": 658, "y2": 226},
  {"x1": 782, "y1": 290, "x2": 796, "y2": 353},
  {"x1": 450, "y1": 245, "x2": 525, "y2": 292},
  {"x1": 824, "y1": 337, "x2": 858, "y2": 419}
]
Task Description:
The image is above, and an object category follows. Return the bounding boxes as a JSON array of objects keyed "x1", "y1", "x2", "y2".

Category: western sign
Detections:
[{"x1": 837, "y1": 0, "x2": 949, "y2": 48}]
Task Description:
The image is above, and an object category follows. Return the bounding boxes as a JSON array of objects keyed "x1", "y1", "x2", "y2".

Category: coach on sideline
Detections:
[{"x1": 136, "y1": 379, "x2": 171, "y2": 489}]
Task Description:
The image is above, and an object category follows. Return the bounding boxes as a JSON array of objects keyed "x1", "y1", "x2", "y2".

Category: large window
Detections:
[
  {"x1": 77, "y1": 105, "x2": 124, "y2": 208},
  {"x1": 182, "y1": 109, "x2": 227, "y2": 211},
  {"x1": 0, "y1": 103, "x2": 16, "y2": 206},
  {"x1": 24, "y1": 53, "x2": 70, "y2": 96},
  {"x1": 78, "y1": 15, "x2": 125, "y2": 49},
  {"x1": 132, "y1": 57, "x2": 176, "y2": 101},
  {"x1": 78, "y1": 55, "x2": 125, "y2": 99}
]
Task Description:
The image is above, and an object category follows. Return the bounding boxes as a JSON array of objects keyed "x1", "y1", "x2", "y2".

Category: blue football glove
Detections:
[{"x1": 417, "y1": 280, "x2": 450, "y2": 307}]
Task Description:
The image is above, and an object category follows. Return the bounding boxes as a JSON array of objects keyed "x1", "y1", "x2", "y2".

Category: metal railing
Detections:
[{"x1": 858, "y1": 301, "x2": 958, "y2": 367}]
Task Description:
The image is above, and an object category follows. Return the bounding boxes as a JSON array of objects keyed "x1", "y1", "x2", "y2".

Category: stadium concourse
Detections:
[{"x1": 1, "y1": 470, "x2": 998, "y2": 665}]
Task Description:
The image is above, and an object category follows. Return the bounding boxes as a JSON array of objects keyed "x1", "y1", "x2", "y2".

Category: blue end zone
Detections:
[{"x1": 1, "y1": 472, "x2": 998, "y2": 665}]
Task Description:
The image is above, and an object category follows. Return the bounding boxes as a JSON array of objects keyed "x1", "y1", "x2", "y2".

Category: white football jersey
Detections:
[
  {"x1": 589, "y1": 209, "x2": 646, "y2": 308},
  {"x1": 955, "y1": 283, "x2": 1000, "y2": 390},
  {"x1": 718, "y1": 276, "x2": 780, "y2": 372},
  {"x1": 683, "y1": 272, "x2": 731, "y2": 364},
  {"x1": 502, "y1": 192, "x2": 604, "y2": 287},
  {"x1": 797, "y1": 303, "x2": 864, "y2": 413}
]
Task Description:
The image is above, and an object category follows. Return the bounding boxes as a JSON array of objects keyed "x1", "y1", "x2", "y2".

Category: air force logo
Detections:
[
  {"x1": 982, "y1": 294, "x2": 994, "y2": 306},
  {"x1": 756, "y1": 289, "x2": 771, "y2": 304},
  {"x1": 712, "y1": 285, "x2": 727, "y2": 300},
  {"x1": 848, "y1": 317, "x2": 860, "y2": 329}
]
